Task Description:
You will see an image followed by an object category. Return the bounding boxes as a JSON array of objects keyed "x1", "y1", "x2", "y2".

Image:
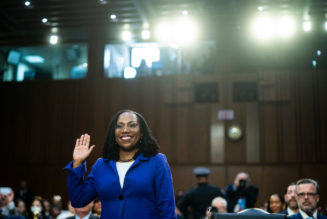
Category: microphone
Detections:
[{"x1": 305, "y1": 210, "x2": 313, "y2": 218}]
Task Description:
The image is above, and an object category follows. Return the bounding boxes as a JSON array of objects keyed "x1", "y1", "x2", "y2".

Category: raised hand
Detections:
[{"x1": 72, "y1": 134, "x2": 95, "y2": 168}]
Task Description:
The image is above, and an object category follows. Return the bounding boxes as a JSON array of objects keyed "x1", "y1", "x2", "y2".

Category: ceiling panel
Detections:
[{"x1": 0, "y1": 0, "x2": 326, "y2": 45}]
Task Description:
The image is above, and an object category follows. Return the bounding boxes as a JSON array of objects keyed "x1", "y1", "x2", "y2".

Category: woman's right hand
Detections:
[{"x1": 72, "y1": 134, "x2": 95, "y2": 168}]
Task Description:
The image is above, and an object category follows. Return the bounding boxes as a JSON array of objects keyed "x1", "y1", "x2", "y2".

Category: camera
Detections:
[
  {"x1": 207, "y1": 206, "x2": 218, "y2": 214},
  {"x1": 239, "y1": 179, "x2": 246, "y2": 187},
  {"x1": 238, "y1": 179, "x2": 247, "y2": 192},
  {"x1": 0, "y1": 187, "x2": 11, "y2": 195}
]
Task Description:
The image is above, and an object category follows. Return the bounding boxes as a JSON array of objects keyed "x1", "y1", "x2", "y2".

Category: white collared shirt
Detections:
[
  {"x1": 299, "y1": 209, "x2": 317, "y2": 219},
  {"x1": 75, "y1": 212, "x2": 92, "y2": 219},
  {"x1": 287, "y1": 207, "x2": 297, "y2": 216}
]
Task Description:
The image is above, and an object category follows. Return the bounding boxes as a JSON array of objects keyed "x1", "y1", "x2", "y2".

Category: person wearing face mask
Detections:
[
  {"x1": 28, "y1": 197, "x2": 50, "y2": 219},
  {"x1": 64, "y1": 110, "x2": 176, "y2": 219}
]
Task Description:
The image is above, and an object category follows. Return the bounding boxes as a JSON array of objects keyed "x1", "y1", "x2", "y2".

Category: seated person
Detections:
[
  {"x1": 66, "y1": 201, "x2": 99, "y2": 219},
  {"x1": 267, "y1": 194, "x2": 285, "y2": 213}
]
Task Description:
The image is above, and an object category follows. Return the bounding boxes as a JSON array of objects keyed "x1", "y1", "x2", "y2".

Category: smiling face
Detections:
[
  {"x1": 269, "y1": 194, "x2": 283, "y2": 213},
  {"x1": 115, "y1": 111, "x2": 142, "y2": 153}
]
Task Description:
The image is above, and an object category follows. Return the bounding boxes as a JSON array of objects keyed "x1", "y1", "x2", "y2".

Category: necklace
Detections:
[{"x1": 119, "y1": 157, "x2": 134, "y2": 162}]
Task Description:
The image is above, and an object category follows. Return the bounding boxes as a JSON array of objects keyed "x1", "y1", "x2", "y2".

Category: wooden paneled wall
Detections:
[{"x1": 0, "y1": 69, "x2": 326, "y2": 209}]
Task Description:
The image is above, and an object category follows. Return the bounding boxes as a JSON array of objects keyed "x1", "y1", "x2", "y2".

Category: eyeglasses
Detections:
[
  {"x1": 296, "y1": 192, "x2": 317, "y2": 198},
  {"x1": 115, "y1": 123, "x2": 139, "y2": 131}
]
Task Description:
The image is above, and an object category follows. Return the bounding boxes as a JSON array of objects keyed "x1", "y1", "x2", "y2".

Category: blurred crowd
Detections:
[
  {"x1": 175, "y1": 169, "x2": 327, "y2": 219},
  {"x1": 0, "y1": 180, "x2": 101, "y2": 219},
  {"x1": 1, "y1": 173, "x2": 327, "y2": 219}
]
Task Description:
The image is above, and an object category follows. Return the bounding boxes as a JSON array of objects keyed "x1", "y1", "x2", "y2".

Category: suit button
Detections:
[{"x1": 119, "y1": 195, "x2": 123, "y2": 200}]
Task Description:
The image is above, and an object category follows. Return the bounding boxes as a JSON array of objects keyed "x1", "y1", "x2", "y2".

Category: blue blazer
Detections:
[
  {"x1": 290, "y1": 212, "x2": 327, "y2": 219},
  {"x1": 64, "y1": 153, "x2": 176, "y2": 219}
]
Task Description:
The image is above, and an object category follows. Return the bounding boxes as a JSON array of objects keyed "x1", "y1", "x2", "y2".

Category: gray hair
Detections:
[
  {"x1": 211, "y1": 196, "x2": 227, "y2": 207},
  {"x1": 295, "y1": 178, "x2": 319, "y2": 194}
]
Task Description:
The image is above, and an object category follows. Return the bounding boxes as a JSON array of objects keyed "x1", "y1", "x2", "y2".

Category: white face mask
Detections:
[{"x1": 31, "y1": 206, "x2": 42, "y2": 214}]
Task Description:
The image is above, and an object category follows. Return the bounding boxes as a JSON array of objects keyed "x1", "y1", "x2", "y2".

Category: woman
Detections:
[
  {"x1": 267, "y1": 193, "x2": 285, "y2": 214},
  {"x1": 92, "y1": 197, "x2": 101, "y2": 217},
  {"x1": 65, "y1": 110, "x2": 176, "y2": 219},
  {"x1": 28, "y1": 197, "x2": 50, "y2": 219},
  {"x1": 16, "y1": 198, "x2": 28, "y2": 218}
]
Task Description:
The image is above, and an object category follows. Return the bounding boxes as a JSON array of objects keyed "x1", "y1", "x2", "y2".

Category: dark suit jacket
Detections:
[
  {"x1": 290, "y1": 212, "x2": 327, "y2": 219},
  {"x1": 65, "y1": 215, "x2": 99, "y2": 219},
  {"x1": 177, "y1": 183, "x2": 227, "y2": 219},
  {"x1": 225, "y1": 184, "x2": 259, "y2": 212}
]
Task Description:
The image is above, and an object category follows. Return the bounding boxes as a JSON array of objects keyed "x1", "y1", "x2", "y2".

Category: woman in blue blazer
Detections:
[{"x1": 64, "y1": 110, "x2": 177, "y2": 219}]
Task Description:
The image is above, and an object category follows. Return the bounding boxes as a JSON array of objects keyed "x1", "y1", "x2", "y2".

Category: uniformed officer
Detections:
[{"x1": 177, "y1": 167, "x2": 227, "y2": 219}]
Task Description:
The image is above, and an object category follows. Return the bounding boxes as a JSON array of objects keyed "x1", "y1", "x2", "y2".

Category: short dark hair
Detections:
[
  {"x1": 102, "y1": 109, "x2": 159, "y2": 161},
  {"x1": 285, "y1": 182, "x2": 296, "y2": 194},
  {"x1": 295, "y1": 178, "x2": 319, "y2": 194}
]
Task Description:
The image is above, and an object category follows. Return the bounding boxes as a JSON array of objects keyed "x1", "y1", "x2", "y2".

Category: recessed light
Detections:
[
  {"x1": 182, "y1": 10, "x2": 188, "y2": 15},
  {"x1": 24, "y1": 55, "x2": 45, "y2": 63},
  {"x1": 49, "y1": 35, "x2": 58, "y2": 45}
]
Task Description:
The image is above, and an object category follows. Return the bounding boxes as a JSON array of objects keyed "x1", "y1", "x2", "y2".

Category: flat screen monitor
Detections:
[{"x1": 7, "y1": 50, "x2": 21, "y2": 64}]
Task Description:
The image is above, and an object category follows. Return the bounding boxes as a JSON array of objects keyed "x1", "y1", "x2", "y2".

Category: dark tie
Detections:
[{"x1": 306, "y1": 211, "x2": 314, "y2": 219}]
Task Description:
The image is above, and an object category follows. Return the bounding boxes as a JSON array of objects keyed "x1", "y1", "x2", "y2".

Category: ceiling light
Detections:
[
  {"x1": 49, "y1": 35, "x2": 58, "y2": 45},
  {"x1": 24, "y1": 55, "x2": 45, "y2": 63},
  {"x1": 142, "y1": 30, "x2": 150, "y2": 40},
  {"x1": 317, "y1": 50, "x2": 322, "y2": 56},
  {"x1": 276, "y1": 16, "x2": 295, "y2": 38},
  {"x1": 325, "y1": 21, "x2": 327, "y2": 31},
  {"x1": 98, "y1": 0, "x2": 107, "y2": 4},
  {"x1": 173, "y1": 19, "x2": 197, "y2": 45},
  {"x1": 123, "y1": 66, "x2": 137, "y2": 79},
  {"x1": 312, "y1": 60, "x2": 317, "y2": 68},
  {"x1": 42, "y1": 18, "x2": 48, "y2": 23},
  {"x1": 51, "y1": 27, "x2": 58, "y2": 33},
  {"x1": 182, "y1": 10, "x2": 188, "y2": 15},
  {"x1": 110, "y1": 14, "x2": 117, "y2": 20},
  {"x1": 155, "y1": 22, "x2": 172, "y2": 41},
  {"x1": 122, "y1": 31, "x2": 132, "y2": 41},
  {"x1": 24, "y1": 1, "x2": 31, "y2": 6},
  {"x1": 251, "y1": 16, "x2": 274, "y2": 41},
  {"x1": 258, "y1": 6, "x2": 264, "y2": 11},
  {"x1": 303, "y1": 21, "x2": 311, "y2": 32}
]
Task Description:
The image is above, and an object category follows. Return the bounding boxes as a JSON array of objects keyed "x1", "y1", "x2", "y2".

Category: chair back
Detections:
[{"x1": 213, "y1": 208, "x2": 287, "y2": 219}]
